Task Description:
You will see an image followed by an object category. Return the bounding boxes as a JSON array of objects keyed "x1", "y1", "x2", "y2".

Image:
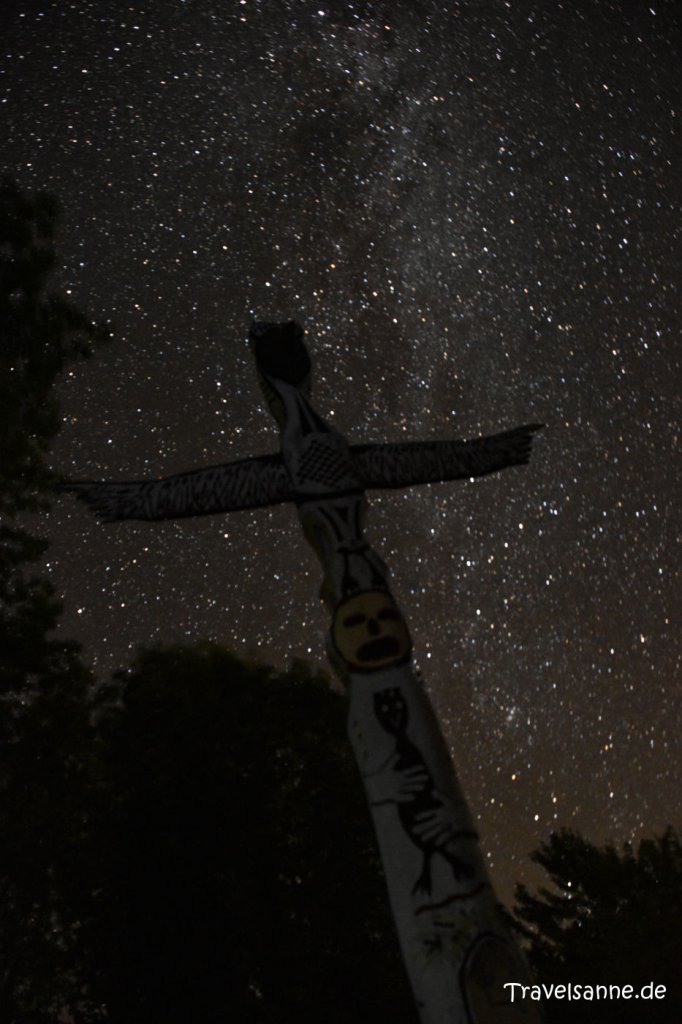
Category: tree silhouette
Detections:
[
  {"x1": 0, "y1": 176, "x2": 107, "y2": 513},
  {"x1": 75, "y1": 644, "x2": 415, "y2": 1023},
  {"x1": 0, "y1": 179, "x2": 104, "y2": 1021},
  {"x1": 512, "y1": 828, "x2": 682, "y2": 1024}
]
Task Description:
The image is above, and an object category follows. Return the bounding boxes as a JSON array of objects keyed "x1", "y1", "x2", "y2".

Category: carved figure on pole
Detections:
[{"x1": 60, "y1": 320, "x2": 544, "y2": 1024}]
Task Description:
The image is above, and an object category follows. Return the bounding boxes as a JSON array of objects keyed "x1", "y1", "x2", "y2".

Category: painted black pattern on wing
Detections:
[
  {"x1": 57, "y1": 453, "x2": 294, "y2": 522},
  {"x1": 350, "y1": 423, "x2": 543, "y2": 490},
  {"x1": 58, "y1": 425, "x2": 543, "y2": 522}
]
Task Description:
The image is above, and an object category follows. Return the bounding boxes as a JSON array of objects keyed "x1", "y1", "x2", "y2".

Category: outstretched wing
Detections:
[
  {"x1": 57, "y1": 453, "x2": 294, "y2": 522},
  {"x1": 351, "y1": 424, "x2": 543, "y2": 490},
  {"x1": 58, "y1": 425, "x2": 543, "y2": 521}
]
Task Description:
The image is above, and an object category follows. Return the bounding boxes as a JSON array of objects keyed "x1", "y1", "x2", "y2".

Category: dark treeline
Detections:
[{"x1": 1, "y1": 180, "x2": 680, "y2": 1023}]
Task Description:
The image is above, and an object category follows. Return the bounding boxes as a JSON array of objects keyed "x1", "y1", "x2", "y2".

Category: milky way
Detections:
[{"x1": 3, "y1": 0, "x2": 680, "y2": 901}]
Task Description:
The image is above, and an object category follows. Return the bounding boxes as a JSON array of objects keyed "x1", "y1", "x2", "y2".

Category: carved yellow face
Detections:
[{"x1": 331, "y1": 590, "x2": 411, "y2": 672}]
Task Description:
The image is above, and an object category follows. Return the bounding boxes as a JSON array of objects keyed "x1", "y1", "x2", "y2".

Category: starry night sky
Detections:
[{"x1": 3, "y1": 0, "x2": 680, "y2": 902}]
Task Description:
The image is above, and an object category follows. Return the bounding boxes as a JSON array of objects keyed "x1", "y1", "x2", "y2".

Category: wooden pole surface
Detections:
[{"x1": 251, "y1": 321, "x2": 544, "y2": 1024}]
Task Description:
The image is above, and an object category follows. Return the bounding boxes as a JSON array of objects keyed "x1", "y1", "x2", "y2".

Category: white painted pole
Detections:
[{"x1": 252, "y1": 321, "x2": 544, "y2": 1024}]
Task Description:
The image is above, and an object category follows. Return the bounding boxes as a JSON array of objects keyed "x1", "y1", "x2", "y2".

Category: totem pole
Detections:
[{"x1": 61, "y1": 321, "x2": 544, "y2": 1023}]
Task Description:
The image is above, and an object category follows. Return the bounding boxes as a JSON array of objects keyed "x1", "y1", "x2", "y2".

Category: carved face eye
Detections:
[
  {"x1": 344, "y1": 612, "x2": 366, "y2": 628},
  {"x1": 332, "y1": 590, "x2": 411, "y2": 672},
  {"x1": 378, "y1": 607, "x2": 400, "y2": 622}
]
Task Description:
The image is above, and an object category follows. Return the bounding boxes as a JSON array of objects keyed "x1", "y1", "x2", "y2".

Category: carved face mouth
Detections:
[{"x1": 357, "y1": 636, "x2": 401, "y2": 663}]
